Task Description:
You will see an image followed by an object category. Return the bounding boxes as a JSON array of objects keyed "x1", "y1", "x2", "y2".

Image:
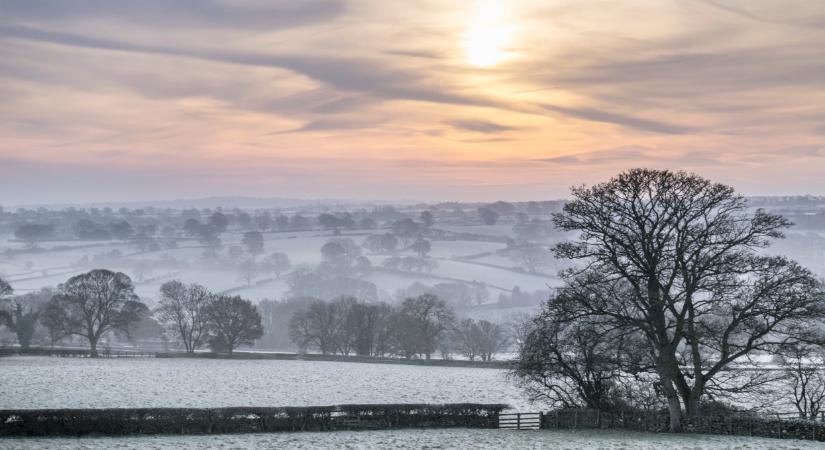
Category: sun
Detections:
[
  {"x1": 466, "y1": 26, "x2": 507, "y2": 67},
  {"x1": 464, "y1": 1, "x2": 512, "y2": 68}
]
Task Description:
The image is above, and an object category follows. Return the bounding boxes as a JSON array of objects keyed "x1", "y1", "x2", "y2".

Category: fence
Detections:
[
  {"x1": 540, "y1": 408, "x2": 825, "y2": 442},
  {"x1": 0, "y1": 403, "x2": 508, "y2": 437},
  {"x1": 498, "y1": 412, "x2": 541, "y2": 430}
]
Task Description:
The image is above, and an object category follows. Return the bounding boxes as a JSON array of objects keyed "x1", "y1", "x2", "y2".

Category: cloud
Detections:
[
  {"x1": 538, "y1": 146, "x2": 651, "y2": 165},
  {"x1": 541, "y1": 104, "x2": 692, "y2": 135},
  {"x1": 447, "y1": 120, "x2": 516, "y2": 134},
  {"x1": 0, "y1": 0, "x2": 346, "y2": 30},
  {"x1": 272, "y1": 117, "x2": 387, "y2": 134},
  {"x1": 0, "y1": 25, "x2": 516, "y2": 113}
]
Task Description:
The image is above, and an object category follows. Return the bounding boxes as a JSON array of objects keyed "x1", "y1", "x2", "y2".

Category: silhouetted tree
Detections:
[
  {"x1": 411, "y1": 239, "x2": 431, "y2": 258},
  {"x1": 780, "y1": 344, "x2": 825, "y2": 420},
  {"x1": 514, "y1": 306, "x2": 632, "y2": 410},
  {"x1": 390, "y1": 294, "x2": 455, "y2": 359},
  {"x1": 155, "y1": 280, "x2": 212, "y2": 353},
  {"x1": 46, "y1": 269, "x2": 145, "y2": 357},
  {"x1": 3, "y1": 289, "x2": 51, "y2": 349},
  {"x1": 553, "y1": 168, "x2": 825, "y2": 430},
  {"x1": 205, "y1": 295, "x2": 263, "y2": 354}
]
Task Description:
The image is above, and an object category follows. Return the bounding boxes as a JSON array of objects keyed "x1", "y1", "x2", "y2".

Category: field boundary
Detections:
[
  {"x1": 0, "y1": 346, "x2": 511, "y2": 368},
  {"x1": 0, "y1": 403, "x2": 508, "y2": 437},
  {"x1": 541, "y1": 408, "x2": 825, "y2": 442}
]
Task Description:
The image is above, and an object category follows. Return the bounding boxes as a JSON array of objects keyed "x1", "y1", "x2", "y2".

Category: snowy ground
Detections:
[
  {"x1": 0, "y1": 357, "x2": 533, "y2": 410},
  {"x1": 0, "y1": 234, "x2": 556, "y2": 304},
  {"x1": 1, "y1": 428, "x2": 818, "y2": 449}
]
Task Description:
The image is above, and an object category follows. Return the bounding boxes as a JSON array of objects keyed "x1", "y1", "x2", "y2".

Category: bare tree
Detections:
[
  {"x1": 237, "y1": 259, "x2": 259, "y2": 286},
  {"x1": 3, "y1": 289, "x2": 51, "y2": 349},
  {"x1": 155, "y1": 280, "x2": 212, "y2": 353},
  {"x1": 242, "y1": 231, "x2": 264, "y2": 258},
  {"x1": 475, "y1": 319, "x2": 508, "y2": 361},
  {"x1": 553, "y1": 168, "x2": 825, "y2": 431},
  {"x1": 266, "y1": 252, "x2": 291, "y2": 278},
  {"x1": 0, "y1": 277, "x2": 11, "y2": 327},
  {"x1": 46, "y1": 269, "x2": 144, "y2": 357},
  {"x1": 389, "y1": 294, "x2": 455, "y2": 359},
  {"x1": 781, "y1": 344, "x2": 825, "y2": 420},
  {"x1": 289, "y1": 298, "x2": 344, "y2": 355},
  {"x1": 14, "y1": 223, "x2": 54, "y2": 248},
  {"x1": 508, "y1": 244, "x2": 551, "y2": 274},
  {"x1": 411, "y1": 239, "x2": 431, "y2": 258},
  {"x1": 205, "y1": 295, "x2": 263, "y2": 354}
]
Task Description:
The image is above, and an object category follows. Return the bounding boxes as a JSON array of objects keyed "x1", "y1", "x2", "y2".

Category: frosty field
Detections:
[
  {"x1": 0, "y1": 357, "x2": 531, "y2": 410},
  {"x1": 1, "y1": 428, "x2": 818, "y2": 449}
]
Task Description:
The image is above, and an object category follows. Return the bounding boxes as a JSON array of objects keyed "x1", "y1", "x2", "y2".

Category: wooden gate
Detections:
[{"x1": 498, "y1": 412, "x2": 541, "y2": 430}]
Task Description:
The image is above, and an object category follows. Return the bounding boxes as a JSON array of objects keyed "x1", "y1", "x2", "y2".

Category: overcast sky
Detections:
[{"x1": 1, "y1": 0, "x2": 824, "y2": 205}]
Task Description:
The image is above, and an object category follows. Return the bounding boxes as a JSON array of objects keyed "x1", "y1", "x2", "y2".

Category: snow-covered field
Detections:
[
  {"x1": 0, "y1": 234, "x2": 555, "y2": 304},
  {"x1": 0, "y1": 357, "x2": 532, "y2": 410},
  {"x1": 1, "y1": 428, "x2": 817, "y2": 449}
]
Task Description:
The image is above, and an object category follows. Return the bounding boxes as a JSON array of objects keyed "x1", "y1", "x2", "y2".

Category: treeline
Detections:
[
  {"x1": 1, "y1": 198, "x2": 567, "y2": 252},
  {"x1": 1, "y1": 273, "x2": 509, "y2": 361},
  {"x1": 0, "y1": 271, "x2": 263, "y2": 356},
  {"x1": 287, "y1": 295, "x2": 507, "y2": 361}
]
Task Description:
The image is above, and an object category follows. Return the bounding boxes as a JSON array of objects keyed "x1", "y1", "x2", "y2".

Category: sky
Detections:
[{"x1": 1, "y1": 0, "x2": 824, "y2": 205}]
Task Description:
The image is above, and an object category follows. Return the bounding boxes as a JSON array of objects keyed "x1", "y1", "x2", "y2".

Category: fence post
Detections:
[
  {"x1": 517, "y1": 413, "x2": 521, "y2": 430},
  {"x1": 538, "y1": 411, "x2": 543, "y2": 429}
]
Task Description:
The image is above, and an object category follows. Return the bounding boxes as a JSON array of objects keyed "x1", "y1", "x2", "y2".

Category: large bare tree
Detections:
[
  {"x1": 552, "y1": 168, "x2": 825, "y2": 431},
  {"x1": 47, "y1": 269, "x2": 144, "y2": 357}
]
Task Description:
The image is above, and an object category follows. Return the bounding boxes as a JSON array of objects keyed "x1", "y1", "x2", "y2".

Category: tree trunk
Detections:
[
  {"x1": 666, "y1": 394, "x2": 683, "y2": 432},
  {"x1": 657, "y1": 363, "x2": 684, "y2": 432},
  {"x1": 686, "y1": 388, "x2": 703, "y2": 419},
  {"x1": 89, "y1": 336, "x2": 99, "y2": 358}
]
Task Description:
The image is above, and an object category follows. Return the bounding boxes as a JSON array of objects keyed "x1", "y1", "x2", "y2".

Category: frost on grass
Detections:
[
  {"x1": 0, "y1": 357, "x2": 532, "y2": 410},
  {"x1": 1, "y1": 429, "x2": 821, "y2": 450}
]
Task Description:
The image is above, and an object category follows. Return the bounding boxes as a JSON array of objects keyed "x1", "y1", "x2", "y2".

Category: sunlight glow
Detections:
[{"x1": 464, "y1": 1, "x2": 513, "y2": 68}]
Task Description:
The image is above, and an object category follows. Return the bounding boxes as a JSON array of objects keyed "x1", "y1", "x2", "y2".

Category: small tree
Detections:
[
  {"x1": 208, "y1": 212, "x2": 229, "y2": 233},
  {"x1": 155, "y1": 281, "x2": 212, "y2": 353},
  {"x1": 0, "y1": 277, "x2": 13, "y2": 331},
  {"x1": 205, "y1": 295, "x2": 263, "y2": 354},
  {"x1": 237, "y1": 259, "x2": 259, "y2": 286},
  {"x1": 477, "y1": 207, "x2": 499, "y2": 225},
  {"x1": 411, "y1": 239, "x2": 431, "y2": 258},
  {"x1": 14, "y1": 223, "x2": 54, "y2": 248},
  {"x1": 781, "y1": 344, "x2": 825, "y2": 420},
  {"x1": 266, "y1": 252, "x2": 291, "y2": 278},
  {"x1": 508, "y1": 244, "x2": 551, "y2": 274},
  {"x1": 420, "y1": 211, "x2": 435, "y2": 228},
  {"x1": 4, "y1": 289, "x2": 51, "y2": 349},
  {"x1": 242, "y1": 231, "x2": 265, "y2": 258},
  {"x1": 46, "y1": 269, "x2": 144, "y2": 357},
  {"x1": 289, "y1": 298, "x2": 344, "y2": 355},
  {"x1": 513, "y1": 309, "x2": 631, "y2": 410},
  {"x1": 390, "y1": 294, "x2": 455, "y2": 359}
]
